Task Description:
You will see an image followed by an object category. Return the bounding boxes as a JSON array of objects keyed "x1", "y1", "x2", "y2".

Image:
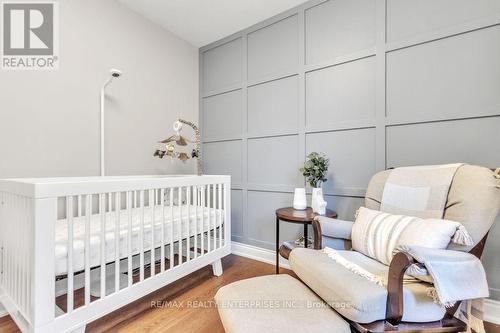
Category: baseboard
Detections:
[
  {"x1": 484, "y1": 298, "x2": 500, "y2": 325},
  {"x1": 231, "y1": 241, "x2": 290, "y2": 269},
  {"x1": 0, "y1": 304, "x2": 7, "y2": 318}
]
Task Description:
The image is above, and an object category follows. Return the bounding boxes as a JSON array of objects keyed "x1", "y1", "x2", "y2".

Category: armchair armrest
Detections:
[
  {"x1": 312, "y1": 216, "x2": 354, "y2": 250},
  {"x1": 385, "y1": 251, "x2": 417, "y2": 324}
]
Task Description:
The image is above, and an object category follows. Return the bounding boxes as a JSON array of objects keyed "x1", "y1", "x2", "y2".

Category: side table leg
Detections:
[
  {"x1": 304, "y1": 223, "x2": 308, "y2": 249},
  {"x1": 276, "y1": 216, "x2": 279, "y2": 274}
]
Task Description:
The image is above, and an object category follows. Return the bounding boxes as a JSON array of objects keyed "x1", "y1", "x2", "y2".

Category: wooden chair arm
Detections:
[
  {"x1": 312, "y1": 218, "x2": 322, "y2": 250},
  {"x1": 279, "y1": 242, "x2": 294, "y2": 260},
  {"x1": 385, "y1": 251, "x2": 416, "y2": 324}
]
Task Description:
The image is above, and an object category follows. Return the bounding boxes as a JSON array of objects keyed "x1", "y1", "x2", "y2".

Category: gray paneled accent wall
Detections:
[{"x1": 200, "y1": 0, "x2": 500, "y2": 299}]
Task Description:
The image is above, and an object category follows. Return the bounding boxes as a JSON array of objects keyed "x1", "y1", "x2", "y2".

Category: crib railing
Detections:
[{"x1": 0, "y1": 175, "x2": 231, "y2": 333}]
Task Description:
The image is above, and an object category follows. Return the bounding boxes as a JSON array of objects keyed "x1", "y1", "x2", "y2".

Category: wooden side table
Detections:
[{"x1": 275, "y1": 207, "x2": 337, "y2": 274}]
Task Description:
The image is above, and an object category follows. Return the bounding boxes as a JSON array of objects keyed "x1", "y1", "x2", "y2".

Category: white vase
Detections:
[
  {"x1": 293, "y1": 188, "x2": 307, "y2": 210},
  {"x1": 311, "y1": 187, "x2": 327, "y2": 215}
]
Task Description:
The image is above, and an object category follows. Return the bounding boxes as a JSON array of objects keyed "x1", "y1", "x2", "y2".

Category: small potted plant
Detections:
[{"x1": 300, "y1": 152, "x2": 329, "y2": 214}]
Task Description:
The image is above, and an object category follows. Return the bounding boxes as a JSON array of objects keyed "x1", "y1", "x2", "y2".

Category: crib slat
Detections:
[
  {"x1": 218, "y1": 184, "x2": 222, "y2": 249},
  {"x1": 10, "y1": 196, "x2": 14, "y2": 305},
  {"x1": 78, "y1": 195, "x2": 82, "y2": 218},
  {"x1": 29, "y1": 198, "x2": 34, "y2": 319},
  {"x1": 20, "y1": 197, "x2": 24, "y2": 318},
  {"x1": 212, "y1": 184, "x2": 216, "y2": 250},
  {"x1": 201, "y1": 186, "x2": 205, "y2": 255},
  {"x1": 194, "y1": 187, "x2": 198, "y2": 259},
  {"x1": 207, "y1": 185, "x2": 211, "y2": 253},
  {"x1": 108, "y1": 193, "x2": 112, "y2": 294},
  {"x1": 186, "y1": 186, "x2": 191, "y2": 262},
  {"x1": 169, "y1": 188, "x2": 174, "y2": 269},
  {"x1": 139, "y1": 191, "x2": 145, "y2": 282},
  {"x1": 212, "y1": 185, "x2": 216, "y2": 250},
  {"x1": 14, "y1": 196, "x2": 18, "y2": 306},
  {"x1": 16, "y1": 196, "x2": 21, "y2": 315},
  {"x1": 224, "y1": 183, "x2": 228, "y2": 246},
  {"x1": 100, "y1": 194, "x2": 106, "y2": 298},
  {"x1": 84, "y1": 195, "x2": 91, "y2": 305},
  {"x1": 150, "y1": 189, "x2": 155, "y2": 277},
  {"x1": 178, "y1": 187, "x2": 183, "y2": 264},
  {"x1": 127, "y1": 192, "x2": 133, "y2": 287},
  {"x1": 160, "y1": 189, "x2": 165, "y2": 273},
  {"x1": 115, "y1": 192, "x2": 120, "y2": 293},
  {"x1": 67, "y1": 196, "x2": 74, "y2": 313},
  {"x1": 20, "y1": 197, "x2": 27, "y2": 316}
]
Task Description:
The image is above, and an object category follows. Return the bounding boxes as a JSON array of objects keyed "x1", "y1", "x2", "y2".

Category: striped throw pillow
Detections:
[{"x1": 351, "y1": 207, "x2": 473, "y2": 265}]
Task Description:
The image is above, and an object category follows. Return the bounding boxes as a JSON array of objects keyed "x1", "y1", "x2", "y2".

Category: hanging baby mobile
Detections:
[{"x1": 154, "y1": 119, "x2": 203, "y2": 175}]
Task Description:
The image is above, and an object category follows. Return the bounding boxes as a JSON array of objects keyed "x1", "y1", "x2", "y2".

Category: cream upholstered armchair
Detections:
[{"x1": 280, "y1": 165, "x2": 500, "y2": 332}]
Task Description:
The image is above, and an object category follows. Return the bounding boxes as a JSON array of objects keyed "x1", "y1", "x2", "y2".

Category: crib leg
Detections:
[{"x1": 211, "y1": 259, "x2": 223, "y2": 277}]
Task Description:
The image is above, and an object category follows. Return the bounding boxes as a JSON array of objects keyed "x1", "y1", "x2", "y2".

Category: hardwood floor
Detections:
[
  {"x1": 0, "y1": 255, "x2": 499, "y2": 333},
  {"x1": 0, "y1": 255, "x2": 294, "y2": 333}
]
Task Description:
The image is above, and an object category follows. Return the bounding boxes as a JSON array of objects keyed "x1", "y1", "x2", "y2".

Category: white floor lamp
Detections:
[{"x1": 100, "y1": 68, "x2": 123, "y2": 176}]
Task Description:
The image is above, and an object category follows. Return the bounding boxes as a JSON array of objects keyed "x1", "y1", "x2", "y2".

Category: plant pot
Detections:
[{"x1": 311, "y1": 187, "x2": 327, "y2": 215}]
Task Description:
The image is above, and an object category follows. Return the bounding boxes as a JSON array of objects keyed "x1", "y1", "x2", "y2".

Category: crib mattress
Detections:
[{"x1": 55, "y1": 204, "x2": 224, "y2": 276}]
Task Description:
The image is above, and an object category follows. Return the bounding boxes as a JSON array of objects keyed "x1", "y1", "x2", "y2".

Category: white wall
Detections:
[{"x1": 0, "y1": 0, "x2": 199, "y2": 179}]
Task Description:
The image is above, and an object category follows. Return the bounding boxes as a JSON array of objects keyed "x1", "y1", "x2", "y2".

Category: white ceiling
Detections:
[{"x1": 117, "y1": 0, "x2": 309, "y2": 47}]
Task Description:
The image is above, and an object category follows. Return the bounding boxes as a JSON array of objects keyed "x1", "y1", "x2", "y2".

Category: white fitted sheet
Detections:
[{"x1": 55, "y1": 204, "x2": 224, "y2": 276}]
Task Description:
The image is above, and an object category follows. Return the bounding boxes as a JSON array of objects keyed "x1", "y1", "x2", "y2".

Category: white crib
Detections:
[{"x1": 0, "y1": 175, "x2": 231, "y2": 333}]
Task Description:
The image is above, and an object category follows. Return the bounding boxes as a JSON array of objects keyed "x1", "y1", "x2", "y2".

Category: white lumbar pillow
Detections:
[{"x1": 351, "y1": 207, "x2": 473, "y2": 265}]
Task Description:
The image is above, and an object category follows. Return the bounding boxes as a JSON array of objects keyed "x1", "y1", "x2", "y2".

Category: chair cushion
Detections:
[
  {"x1": 215, "y1": 274, "x2": 350, "y2": 333},
  {"x1": 289, "y1": 248, "x2": 445, "y2": 324},
  {"x1": 445, "y1": 165, "x2": 500, "y2": 251},
  {"x1": 365, "y1": 169, "x2": 390, "y2": 210},
  {"x1": 365, "y1": 165, "x2": 500, "y2": 252}
]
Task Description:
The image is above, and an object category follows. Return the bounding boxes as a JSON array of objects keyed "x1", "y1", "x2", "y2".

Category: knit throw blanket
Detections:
[
  {"x1": 323, "y1": 246, "x2": 488, "y2": 307},
  {"x1": 380, "y1": 163, "x2": 464, "y2": 219}
]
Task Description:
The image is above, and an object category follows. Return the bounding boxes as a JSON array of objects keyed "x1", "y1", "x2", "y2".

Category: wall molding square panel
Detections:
[
  {"x1": 305, "y1": 0, "x2": 376, "y2": 65},
  {"x1": 248, "y1": 75, "x2": 299, "y2": 137},
  {"x1": 306, "y1": 128, "x2": 377, "y2": 196},
  {"x1": 387, "y1": 26, "x2": 500, "y2": 123},
  {"x1": 202, "y1": 38, "x2": 242, "y2": 93},
  {"x1": 387, "y1": 0, "x2": 500, "y2": 42},
  {"x1": 203, "y1": 140, "x2": 243, "y2": 185},
  {"x1": 324, "y1": 195, "x2": 364, "y2": 221},
  {"x1": 247, "y1": 190, "x2": 301, "y2": 249},
  {"x1": 386, "y1": 117, "x2": 500, "y2": 168},
  {"x1": 231, "y1": 190, "x2": 244, "y2": 241},
  {"x1": 247, "y1": 14, "x2": 299, "y2": 81},
  {"x1": 202, "y1": 89, "x2": 243, "y2": 141},
  {"x1": 247, "y1": 135, "x2": 301, "y2": 188},
  {"x1": 200, "y1": 0, "x2": 500, "y2": 300},
  {"x1": 306, "y1": 56, "x2": 376, "y2": 130}
]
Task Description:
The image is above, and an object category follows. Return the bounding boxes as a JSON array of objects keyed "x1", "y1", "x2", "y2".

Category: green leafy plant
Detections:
[{"x1": 300, "y1": 152, "x2": 329, "y2": 188}]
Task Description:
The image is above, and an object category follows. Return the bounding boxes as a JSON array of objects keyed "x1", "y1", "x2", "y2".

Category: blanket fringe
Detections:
[
  {"x1": 426, "y1": 287, "x2": 456, "y2": 308},
  {"x1": 452, "y1": 225, "x2": 474, "y2": 246},
  {"x1": 323, "y1": 247, "x2": 386, "y2": 286}
]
